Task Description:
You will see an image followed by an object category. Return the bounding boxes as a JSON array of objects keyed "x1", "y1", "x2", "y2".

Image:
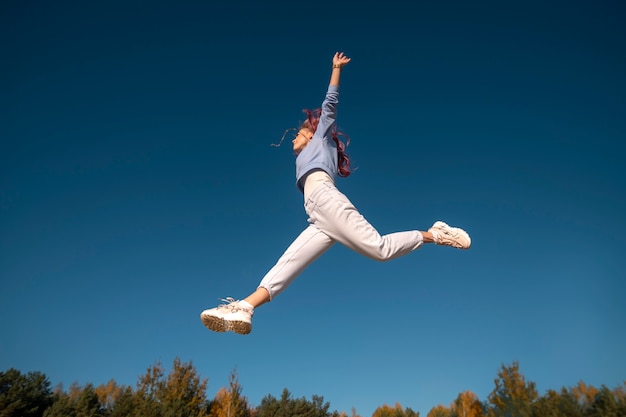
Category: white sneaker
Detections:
[
  {"x1": 429, "y1": 221, "x2": 471, "y2": 249},
  {"x1": 200, "y1": 298, "x2": 253, "y2": 335}
]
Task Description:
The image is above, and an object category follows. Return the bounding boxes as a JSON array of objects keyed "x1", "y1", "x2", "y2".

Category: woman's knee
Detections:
[{"x1": 362, "y1": 247, "x2": 394, "y2": 262}]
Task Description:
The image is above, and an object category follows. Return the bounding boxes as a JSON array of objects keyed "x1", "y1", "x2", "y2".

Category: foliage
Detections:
[
  {"x1": 256, "y1": 388, "x2": 341, "y2": 417},
  {"x1": 0, "y1": 368, "x2": 54, "y2": 417},
  {"x1": 585, "y1": 385, "x2": 623, "y2": 417},
  {"x1": 133, "y1": 357, "x2": 209, "y2": 417},
  {"x1": 108, "y1": 386, "x2": 135, "y2": 417},
  {"x1": 571, "y1": 380, "x2": 599, "y2": 409},
  {"x1": 453, "y1": 391, "x2": 483, "y2": 417},
  {"x1": 94, "y1": 379, "x2": 126, "y2": 411},
  {"x1": 2, "y1": 360, "x2": 626, "y2": 417},
  {"x1": 427, "y1": 391, "x2": 483, "y2": 417},
  {"x1": 43, "y1": 383, "x2": 105, "y2": 417},
  {"x1": 209, "y1": 369, "x2": 251, "y2": 417},
  {"x1": 372, "y1": 402, "x2": 419, "y2": 417},
  {"x1": 529, "y1": 388, "x2": 580, "y2": 417},
  {"x1": 427, "y1": 404, "x2": 453, "y2": 417},
  {"x1": 486, "y1": 361, "x2": 538, "y2": 417}
]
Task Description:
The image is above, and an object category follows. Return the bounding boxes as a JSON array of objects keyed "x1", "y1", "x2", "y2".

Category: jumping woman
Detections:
[{"x1": 201, "y1": 52, "x2": 471, "y2": 335}]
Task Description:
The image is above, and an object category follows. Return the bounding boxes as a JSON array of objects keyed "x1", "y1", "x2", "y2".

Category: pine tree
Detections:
[{"x1": 0, "y1": 369, "x2": 54, "y2": 417}]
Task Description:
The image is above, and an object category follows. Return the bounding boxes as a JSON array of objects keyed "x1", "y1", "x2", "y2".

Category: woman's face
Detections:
[{"x1": 292, "y1": 128, "x2": 314, "y2": 155}]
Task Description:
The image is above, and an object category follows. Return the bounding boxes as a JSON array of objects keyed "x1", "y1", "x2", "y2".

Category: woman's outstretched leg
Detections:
[
  {"x1": 307, "y1": 183, "x2": 470, "y2": 260},
  {"x1": 200, "y1": 225, "x2": 334, "y2": 334}
]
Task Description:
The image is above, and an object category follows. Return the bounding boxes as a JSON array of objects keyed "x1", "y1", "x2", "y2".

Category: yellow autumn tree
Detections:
[
  {"x1": 210, "y1": 387, "x2": 231, "y2": 417},
  {"x1": 452, "y1": 391, "x2": 483, "y2": 417},
  {"x1": 570, "y1": 380, "x2": 599, "y2": 409},
  {"x1": 486, "y1": 361, "x2": 537, "y2": 417},
  {"x1": 95, "y1": 379, "x2": 124, "y2": 410},
  {"x1": 427, "y1": 404, "x2": 453, "y2": 417},
  {"x1": 372, "y1": 402, "x2": 419, "y2": 417},
  {"x1": 209, "y1": 368, "x2": 251, "y2": 417}
]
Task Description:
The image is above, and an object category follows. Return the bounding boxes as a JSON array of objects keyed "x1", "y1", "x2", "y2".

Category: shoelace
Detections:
[
  {"x1": 438, "y1": 227, "x2": 467, "y2": 248},
  {"x1": 441, "y1": 228, "x2": 459, "y2": 238},
  {"x1": 432, "y1": 226, "x2": 458, "y2": 245},
  {"x1": 216, "y1": 297, "x2": 251, "y2": 313},
  {"x1": 435, "y1": 223, "x2": 459, "y2": 237}
]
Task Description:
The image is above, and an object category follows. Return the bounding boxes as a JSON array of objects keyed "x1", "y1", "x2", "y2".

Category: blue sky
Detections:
[{"x1": 1, "y1": 1, "x2": 625, "y2": 416}]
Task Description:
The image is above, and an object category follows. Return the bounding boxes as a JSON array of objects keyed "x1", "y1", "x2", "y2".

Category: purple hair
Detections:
[{"x1": 301, "y1": 108, "x2": 352, "y2": 177}]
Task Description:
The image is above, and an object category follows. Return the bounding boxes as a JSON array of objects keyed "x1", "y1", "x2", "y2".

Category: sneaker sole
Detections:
[
  {"x1": 228, "y1": 320, "x2": 252, "y2": 335},
  {"x1": 201, "y1": 314, "x2": 228, "y2": 332}
]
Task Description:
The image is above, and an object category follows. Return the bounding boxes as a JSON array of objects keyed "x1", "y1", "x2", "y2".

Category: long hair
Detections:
[{"x1": 301, "y1": 108, "x2": 352, "y2": 177}]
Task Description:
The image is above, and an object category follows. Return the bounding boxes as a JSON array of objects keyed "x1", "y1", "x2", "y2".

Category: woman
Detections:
[{"x1": 201, "y1": 52, "x2": 471, "y2": 335}]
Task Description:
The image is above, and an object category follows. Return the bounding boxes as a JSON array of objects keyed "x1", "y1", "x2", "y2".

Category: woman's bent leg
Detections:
[
  {"x1": 308, "y1": 184, "x2": 423, "y2": 261},
  {"x1": 258, "y1": 225, "x2": 334, "y2": 301}
]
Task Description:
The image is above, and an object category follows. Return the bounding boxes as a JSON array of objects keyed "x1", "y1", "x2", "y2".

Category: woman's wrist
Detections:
[{"x1": 332, "y1": 64, "x2": 342, "y2": 69}]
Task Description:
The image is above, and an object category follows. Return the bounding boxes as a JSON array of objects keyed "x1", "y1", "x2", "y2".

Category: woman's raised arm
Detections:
[{"x1": 330, "y1": 52, "x2": 351, "y2": 86}]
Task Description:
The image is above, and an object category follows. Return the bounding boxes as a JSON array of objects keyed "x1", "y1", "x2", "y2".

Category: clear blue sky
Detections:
[{"x1": 1, "y1": 1, "x2": 625, "y2": 416}]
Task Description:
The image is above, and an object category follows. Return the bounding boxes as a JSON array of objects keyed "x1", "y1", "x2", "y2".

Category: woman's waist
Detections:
[{"x1": 303, "y1": 170, "x2": 334, "y2": 201}]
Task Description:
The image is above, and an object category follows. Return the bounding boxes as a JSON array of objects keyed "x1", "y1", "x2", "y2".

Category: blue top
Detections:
[{"x1": 295, "y1": 85, "x2": 339, "y2": 193}]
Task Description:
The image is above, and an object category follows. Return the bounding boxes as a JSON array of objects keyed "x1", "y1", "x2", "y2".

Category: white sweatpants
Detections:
[{"x1": 258, "y1": 182, "x2": 423, "y2": 300}]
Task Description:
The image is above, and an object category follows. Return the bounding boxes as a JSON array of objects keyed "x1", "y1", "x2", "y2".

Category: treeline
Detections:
[{"x1": 1, "y1": 359, "x2": 624, "y2": 417}]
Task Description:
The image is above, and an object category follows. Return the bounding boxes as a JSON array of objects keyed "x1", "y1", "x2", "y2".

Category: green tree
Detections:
[
  {"x1": 0, "y1": 369, "x2": 54, "y2": 417},
  {"x1": 160, "y1": 357, "x2": 209, "y2": 417},
  {"x1": 43, "y1": 383, "x2": 105, "y2": 417},
  {"x1": 255, "y1": 388, "x2": 340, "y2": 417},
  {"x1": 42, "y1": 390, "x2": 73, "y2": 417},
  {"x1": 109, "y1": 386, "x2": 136, "y2": 417},
  {"x1": 486, "y1": 361, "x2": 538, "y2": 417},
  {"x1": 530, "y1": 388, "x2": 582, "y2": 417},
  {"x1": 133, "y1": 357, "x2": 209, "y2": 417},
  {"x1": 0, "y1": 368, "x2": 54, "y2": 417},
  {"x1": 614, "y1": 382, "x2": 626, "y2": 416},
  {"x1": 74, "y1": 384, "x2": 105, "y2": 417},
  {"x1": 586, "y1": 385, "x2": 620, "y2": 417}
]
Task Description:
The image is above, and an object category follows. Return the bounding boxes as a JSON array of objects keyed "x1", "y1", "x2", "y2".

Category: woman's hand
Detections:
[
  {"x1": 333, "y1": 52, "x2": 351, "y2": 68},
  {"x1": 330, "y1": 52, "x2": 350, "y2": 86}
]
